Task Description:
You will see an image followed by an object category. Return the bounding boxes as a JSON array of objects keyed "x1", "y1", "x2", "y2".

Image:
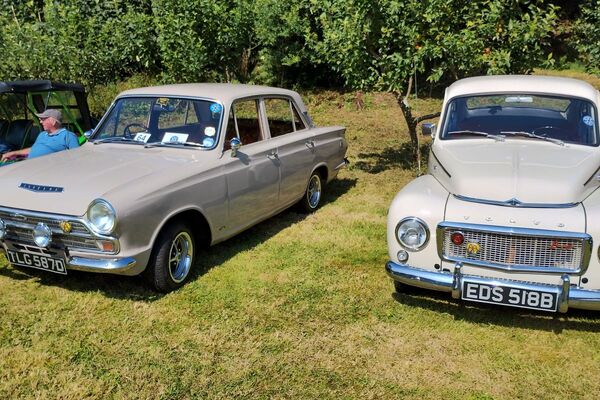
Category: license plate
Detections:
[
  {"x1": 6, "y1": 249, "x2": 67, "y2": 275},
  {"x1": 461, "y1": 280, "x2": 558, "y2": 312}
]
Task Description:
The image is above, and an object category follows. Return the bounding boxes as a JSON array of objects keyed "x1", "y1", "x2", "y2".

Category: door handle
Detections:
[
  {"x1": 267, "y1": 150, "x2": 278, "y2": 159},
  {"x1": 305, "y1": 140, "x2": 315, "y2": 149}
]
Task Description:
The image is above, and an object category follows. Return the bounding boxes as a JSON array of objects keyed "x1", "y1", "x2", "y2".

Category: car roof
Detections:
[
  {"x1": 117, "y1": 83, "x2": 308, "y2": 112},
  {"x1": 0, "y1": 80, "x2": 86, "y2": 94},
  {"x1": 446, "y1": 75, "x2": 599, "y2": 102}
]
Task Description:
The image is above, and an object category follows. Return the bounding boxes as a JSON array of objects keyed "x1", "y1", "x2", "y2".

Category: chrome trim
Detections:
[
  {"x1": 436, "y1": 222, "x2": 593, "y2": 275},
  {"x1": 19, "y1": 183, "x2": 64, "y2": 193},
  {"x1": 386, "y1": 261, "x2": 600, "y2": 312},
  {"x1": 430, "y1": 150, "x2": 451, "y2": 178},
  {"x1": 68, "y1": 256, "x2": 137, "y2": 273},
  {"x1": 395, "y1": 217, "x2": 430, "y2": 252},
  {"x1": 0, "y1": 205, "x2": 119, "y2": 254},
  {"x1": 454, "y1": 194, "x2": 578, "y2": 209}
]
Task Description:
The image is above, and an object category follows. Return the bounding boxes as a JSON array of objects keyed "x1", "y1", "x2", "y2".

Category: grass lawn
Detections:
[{"x1": 2, "y1": 75, "x2": 600, "y2": 399}]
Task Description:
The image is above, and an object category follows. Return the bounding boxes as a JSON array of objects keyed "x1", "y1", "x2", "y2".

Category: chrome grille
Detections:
[
  {"x1": 0, "y1": 209, "x2": 101, "y2": 252},
  {"x1": 438, "y1": 223, "x2": 592, "y2": 274}
]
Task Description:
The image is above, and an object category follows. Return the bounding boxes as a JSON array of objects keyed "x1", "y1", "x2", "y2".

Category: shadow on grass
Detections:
[
  {"x1": 391, "y1": 290, "x2": 600, "y2": 333},
  {"x1": 354, "y1": 142, "x2": 431, "y2": 173},
  {"x1": 0, "y1": 177, "x2": 357, "y2": 301}
]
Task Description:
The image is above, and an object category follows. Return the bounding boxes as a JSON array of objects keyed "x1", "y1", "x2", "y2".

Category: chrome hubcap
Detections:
[
  {"x1": 307, "y1": 175, "x2": 322, "y2": 208},
  {"x1": 168, "y1": 232, "x2": 193, "y2": 283}
]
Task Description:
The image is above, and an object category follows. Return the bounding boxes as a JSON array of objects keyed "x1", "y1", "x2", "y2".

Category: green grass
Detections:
[{"x1": 2, "y1": 71, "x2": 600, "y2": 399}]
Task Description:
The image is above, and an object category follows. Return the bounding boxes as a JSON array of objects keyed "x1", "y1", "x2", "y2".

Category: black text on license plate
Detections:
[
  {"x1": 6, "y1": 250, "x2": 67, "y2": 275},
  {"x1": 462, "y1": 281, "x2": 558, "y2": 312}
]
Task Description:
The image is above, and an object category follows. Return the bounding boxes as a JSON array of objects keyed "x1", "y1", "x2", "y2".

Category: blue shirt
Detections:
[{"x1": 29, "y1": 128, "x2": 79, "y2": 159}]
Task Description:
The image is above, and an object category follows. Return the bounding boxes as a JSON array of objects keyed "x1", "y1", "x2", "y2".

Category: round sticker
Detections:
[
  {"x1": 583, "y1": 115, "x2": 594, "y2": 127},
  {"x1": 210, "y1": 103, "x2": 222, "y2": 113},
  {"x1": 170, "y1": 135, "x2": 179, "y2": 143},
  {"x1": 203, "y1": 137, "x2": 215, "y2": 147},
  {"x1": 204, "y1": 126, "x2": 216, "y2": 137}
]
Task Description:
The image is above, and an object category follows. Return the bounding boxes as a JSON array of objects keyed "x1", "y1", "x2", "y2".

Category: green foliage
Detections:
[
  {"x1": 574, "y1": 0, "x2": 600, "y2": 75},
  {"x1": 310, "y1": 0, "x2": 559, "y2": 94}
]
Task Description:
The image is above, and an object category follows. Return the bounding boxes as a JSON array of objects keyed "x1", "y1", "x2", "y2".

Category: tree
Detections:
[{"x1": 309, "y1": 0, "x2": 558, "y2": 169}]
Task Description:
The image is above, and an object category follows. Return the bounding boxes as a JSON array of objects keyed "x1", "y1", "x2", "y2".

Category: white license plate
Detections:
[
  {"x1": 6, "y1": 250, "x2": 67, "y2": 275},
  {"x1": 461, "y1": 280, "x2": 558, "y2": 312}
]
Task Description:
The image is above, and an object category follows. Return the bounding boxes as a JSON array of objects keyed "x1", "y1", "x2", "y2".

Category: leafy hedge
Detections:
[{"x1": 0, "y1": 0, "x2": 597, "y2": 90}]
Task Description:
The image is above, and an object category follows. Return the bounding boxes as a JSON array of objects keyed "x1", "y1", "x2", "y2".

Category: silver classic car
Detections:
[
  {"x1": 0, "y1": 84, "x2": 347, "y2": 291},
  {"x1": 386, "y1": 75, "x2": 600, "y2": 313}
]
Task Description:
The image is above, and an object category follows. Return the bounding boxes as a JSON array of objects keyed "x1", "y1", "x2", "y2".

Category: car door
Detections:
[
  {"x1": 263, "y1": 97, "x2": 315, "y2": 206},
  {"x1": 222, "y1": 98, "x2": 280, "y2": 233}
]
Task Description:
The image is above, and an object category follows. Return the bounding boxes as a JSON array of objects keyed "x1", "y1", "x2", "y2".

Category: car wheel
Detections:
[
  {"x1": 298, "y1": 171, "x2": 323, "y2": 213},
  {"x1": 145, "y1": 222, "x2": 195, "y2": 292}
]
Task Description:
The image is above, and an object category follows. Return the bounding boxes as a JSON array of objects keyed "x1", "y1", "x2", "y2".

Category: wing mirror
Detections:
[
  {"x1": 230, "y1": 137, "x2": 242, "y2": 157},
  {"x1": 422, "y1": 123, "x2": 436, "y2": 138}
]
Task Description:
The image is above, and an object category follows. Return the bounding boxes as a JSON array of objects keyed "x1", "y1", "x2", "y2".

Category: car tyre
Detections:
[
  {"x1": 145, "y1": 221, "x2": 196, "y2": 292},
  {"x1": 298, "y1": 171, "x2": 323, "y2": 213}
]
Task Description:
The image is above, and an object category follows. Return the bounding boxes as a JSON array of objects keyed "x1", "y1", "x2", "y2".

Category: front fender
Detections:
[{"x1": 387, "y1": 174, "x2": 449, "y2": 268}]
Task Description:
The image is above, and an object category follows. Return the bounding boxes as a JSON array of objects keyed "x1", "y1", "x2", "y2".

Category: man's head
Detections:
[{"x1": 35, "y1": 109, "x2": 63, "y2": 133}]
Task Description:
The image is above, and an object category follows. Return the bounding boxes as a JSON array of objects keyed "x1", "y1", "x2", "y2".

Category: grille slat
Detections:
[
  {"x1": 0, "y1": 210, "x2": 99, "y2": 251},
  {"x1": 441, "y1": 226, "x2": 587, "y2": 272}
]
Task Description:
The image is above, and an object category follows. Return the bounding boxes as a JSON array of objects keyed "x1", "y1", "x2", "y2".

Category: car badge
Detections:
[
  {"x1": 549, "y1": 240, "x2": 573, "y2": 251},
  {"x1": 466, "y1": 241, "x2": 480, "y2": 255},
  {"x1": 59, "y1": 221, "x2": 72, "y2": 233}
]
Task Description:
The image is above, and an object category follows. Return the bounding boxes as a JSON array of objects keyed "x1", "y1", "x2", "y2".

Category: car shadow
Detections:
[
  {"x1": 391, "y1": 290, "x2": 600, "y2": 333},
  {"x1": 0, "y1": 177, "x2": 357, "y2": 301},
  {"x1": 354, "y1": 142, "x2": 431, "y2": 173}
]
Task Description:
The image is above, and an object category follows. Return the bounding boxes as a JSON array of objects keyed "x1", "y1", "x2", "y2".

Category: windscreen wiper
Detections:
[
  {"x1": 447, "y1": 130, "x2": 505, "y2": 142},
  {"x1": 144, "y1": 141, "x2": 205, "y2": 149},
  {"x1": 500, "y1": 131, "x2": 565, "y2": 146},
  {"x1": 92, "y1": 136, "x2": 145, "y2": 145}
]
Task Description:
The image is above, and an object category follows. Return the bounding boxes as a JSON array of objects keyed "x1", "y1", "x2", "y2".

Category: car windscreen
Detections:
[
  {"x1": 91, "y1": 97, "x2": 223, "y2": 148},
  {"x1": 440, "y1": 94, "x2": 599, "y2": 146}
]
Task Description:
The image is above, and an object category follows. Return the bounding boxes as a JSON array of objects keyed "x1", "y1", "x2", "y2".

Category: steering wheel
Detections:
[{"x1": 123, "y1": 123, "x2": 148, "y2": 138}]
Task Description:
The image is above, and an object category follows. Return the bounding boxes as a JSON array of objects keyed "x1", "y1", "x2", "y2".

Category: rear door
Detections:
[{"x1": 263, "y1": 97, "x2": 315, "y2": 206}]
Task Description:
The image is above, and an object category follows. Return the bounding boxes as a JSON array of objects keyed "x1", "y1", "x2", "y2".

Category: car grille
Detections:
[
  {"x1": 0, "y1": 209, "x2": 100, "y2": 252},
  {"x1": 438, "y1": 223, "x2": 591, "y2": 274}
]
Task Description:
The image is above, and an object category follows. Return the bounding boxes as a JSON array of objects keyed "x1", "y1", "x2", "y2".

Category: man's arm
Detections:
[{"x1": 1, "y1": 147, "x2": 30, "y2": 162}]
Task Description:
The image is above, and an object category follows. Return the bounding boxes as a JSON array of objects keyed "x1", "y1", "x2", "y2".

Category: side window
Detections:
[
  {"x1": 292, "y1": 106, "x2": 306, "y2": 131},
  {"x1": 265, "y1": 98, "x2": 294, "y2": 137},
  {"x1": 158, "y1": 99, "x2": 190, "y2": 129},
  {"x1": 223, "y1": 109, "x2": 237, "y2": 150},
  {"x1": 232, "y1": 99, "x2": 261, "y2": 145}
]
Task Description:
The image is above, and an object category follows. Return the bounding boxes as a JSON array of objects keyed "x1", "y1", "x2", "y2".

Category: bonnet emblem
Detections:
[{"x1": 19, "y1": 183, "x2": 64, "y2": 193}]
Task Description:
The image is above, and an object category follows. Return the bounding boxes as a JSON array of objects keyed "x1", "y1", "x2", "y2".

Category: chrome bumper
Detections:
[
  {"x1": 68, "y1": 256, "x2": 137, "y2": 273},
  {"x1": 386, "y1": 261, "x2": 600, "y2": 312}
]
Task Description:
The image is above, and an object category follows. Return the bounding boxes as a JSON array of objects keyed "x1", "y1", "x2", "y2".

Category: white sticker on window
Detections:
[
  {"x1": 204, "y1": 126, "x2": 216, "y2": 137},
  {"x1": 133, "y1": 132, "x2": 151, "y2": 143},
  {"x1": 583, "y1": 115, "x2": 594, "y2": 127},
  {"x1": 162, "y1": 132, "x2": 189, "y2": 143}
]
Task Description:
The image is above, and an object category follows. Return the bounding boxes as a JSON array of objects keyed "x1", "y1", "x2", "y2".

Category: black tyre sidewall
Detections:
[
  {"x1": 299, "y1": 172, "x2": 322, "y2": 213},
  {"x1": 145, "y1": 222, "x2": 196, "y2": 293}
]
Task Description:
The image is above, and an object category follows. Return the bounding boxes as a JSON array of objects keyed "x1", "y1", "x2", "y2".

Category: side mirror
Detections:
[
  {"x1": 230, "y1": 137, "x2": 242, "y2": 157},
  {"x1": 422, "y1": 123, "x2": 436, "y2": 138}
]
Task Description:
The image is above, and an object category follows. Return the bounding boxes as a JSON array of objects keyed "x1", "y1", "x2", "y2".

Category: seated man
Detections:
[{"x1": 0, "y1": 109, "x2": 79, "y2": 163}]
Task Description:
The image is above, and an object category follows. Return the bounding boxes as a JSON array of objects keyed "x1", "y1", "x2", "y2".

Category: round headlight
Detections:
[
  {"x1": 395, "y1": 217, "x2": 429, "y2": 251},
  {"x1": 87, "y1": 199, "x2": 116, "y2": 235},
  {"x1": 33, "y1": 222, "x2": 52, "y2": 248},
  {"x1": 0, "y1": 219, "x2": 6, "y2": 239}
]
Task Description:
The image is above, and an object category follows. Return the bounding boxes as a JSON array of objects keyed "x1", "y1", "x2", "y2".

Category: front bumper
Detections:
[
  {"x1": 68, "y1": 256, "x2": 137, "y2": 273},
  {"x1": 386, "y1": 261, "x2": 600, "y2": 312}
]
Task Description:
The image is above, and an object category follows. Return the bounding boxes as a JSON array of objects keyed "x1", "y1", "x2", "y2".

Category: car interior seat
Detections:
[{"x1": 4, "y1": 119, "x2": 33, "y2": 150}]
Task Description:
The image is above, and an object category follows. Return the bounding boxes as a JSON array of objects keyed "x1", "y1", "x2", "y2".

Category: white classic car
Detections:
[
  {"x1": 386, "y1": 75, "x2": 600, "y2": 313},
  {"x1": 0, "y1": 84, "x2": 347, "y2": 291}
]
